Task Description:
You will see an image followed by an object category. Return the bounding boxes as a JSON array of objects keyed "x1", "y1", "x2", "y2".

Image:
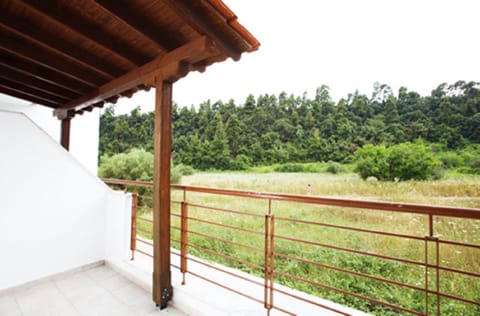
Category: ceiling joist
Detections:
[
  {"x1": 0, "y1": 14, "x2": 122, "y2": 79},
  {"x1": 93, "y1": 0, "x2": 181, "y2": 52},
  {"x1": 0, "y1": 65, "x2": 80, "y2": 100},
  {"x1": 0, "y1": 86, "x2": 59, "y2": 108},
  {"x1": 163, "y1": 0, "x2": 242, "y2": 61},
  {"x1": 0, "y1": 33, "x2": 105, "y2": 87},
  {"x1": 19, "y1": 0, "x2": 148, "y2": 67},
  {"x1": 0, "y1": 50, "x2": 92, "y2": 96}
]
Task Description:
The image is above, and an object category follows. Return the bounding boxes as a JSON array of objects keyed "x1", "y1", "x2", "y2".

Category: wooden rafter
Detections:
[
  {"x1": 0, "y1": 86, "x2": 58, "y2": 108},
  {"x1": 0, "y1": 33, "x2": 105, "y2": 86},
  {"x1": 0, "y1": 65, "x2": 80, "y2": 100},
  {"x1": 0, "y1": 78, "x2": 68, "y2": 104},
  {"x1": 0, "y1": 51, "x2": 91, "y2": 95},
  {"x1": 94, "y1": 0, "x2": 181, "y2": 52},
  {"x1": 163, "y1": 0, "x2": 242, "y2": 61},
  {"x1": 0, "y1": 14, "x2": 123, "y2": 79},
  {"x1": 19, "y1": 0, "x2": 148, "y2": 67}
]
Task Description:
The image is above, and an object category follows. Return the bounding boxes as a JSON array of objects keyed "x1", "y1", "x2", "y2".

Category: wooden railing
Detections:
[{"x1": 103, "y1": 178, "x2": 480, "y2": 316}]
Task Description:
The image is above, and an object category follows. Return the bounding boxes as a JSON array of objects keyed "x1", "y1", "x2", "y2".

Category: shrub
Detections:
[
  {"x1": 170, "y1": 165, "x2": 182, "y2": 184},
  {"x1": 354, "y1": 142, "x2": 441, "y2": 181},
  {"x1": 468, "y1": 156, "x2": 480, "y2": 174},
  {"x1": 437, "y1": 151, "x2": 463, "y2": 168},
  {"x1": 325, "y1": 161, "x2": 346, "y2": 174},
  {"x1": 229, "y1": 154, "x2": 252, "y2": 171},
  {"x1": 274, "y1": 163, "x2": 306, "y2": 172},
  {"x1": 98, "y1": 148, "x2": 181, "y2": 183},
  {"x1": 175, "y1": 164, "x2": 195, "y2": 176},
  {"x1": 353, "y1": 144, "x2": 389, "y2": 180}
]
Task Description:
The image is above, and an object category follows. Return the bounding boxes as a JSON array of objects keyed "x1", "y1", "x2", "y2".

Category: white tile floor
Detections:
[{"x1": 0, "y1": 264, "x2": 185, "y2": 316}]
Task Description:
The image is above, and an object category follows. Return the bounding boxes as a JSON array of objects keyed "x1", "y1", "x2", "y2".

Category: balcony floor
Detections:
[{"x1": 0, "y1": 263, "x2": 185, "y2": 316}]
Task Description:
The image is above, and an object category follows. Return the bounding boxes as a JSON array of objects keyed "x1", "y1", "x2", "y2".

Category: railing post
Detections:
[
  {"x1": 180, "y1": 199, "x2": 188, "y2": 285},
  {"x1": 269, "y1": 214, "x2": 275, "y2": 314},
  {"x1": 131, "y1": 187, "x2": 138, "y2": 260},
  {"x1": 425, "y1": 214, "x2": 440, "y2": 316},
  {"x1": 264, "y1": 199, "x2": 275, "y2": 315},
  {"x1": 264, "y1": 213, "x2": 270, "y2": 311}
]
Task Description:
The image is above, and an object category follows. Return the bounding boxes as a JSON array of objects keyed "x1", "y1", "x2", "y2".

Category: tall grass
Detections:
[
  {"x1": 136, "y1": 171, "x2": 480, "y2": 315},
  {"x1": 182, "y1": 172, "x2": 480, "y2": 208}
]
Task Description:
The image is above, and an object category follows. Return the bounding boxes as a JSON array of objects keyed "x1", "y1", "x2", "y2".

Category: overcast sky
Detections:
[{"x1": 116, "y1": 0, "x2": 480, "y2": 113}]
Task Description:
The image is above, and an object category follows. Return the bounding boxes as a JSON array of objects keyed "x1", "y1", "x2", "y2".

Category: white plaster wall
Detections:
[
  {"x1": 0, "y1": 94, "x2": 99, "y2": 175},
  {"x1": 104, "y1": 191, "x2": 132, "y2": 264},
  {"x1": 0, "y1": 110, "x2": 129, "y2": 290},
  {"x1": 70, "y1": 109, "x2": 100, "y2": 175}
]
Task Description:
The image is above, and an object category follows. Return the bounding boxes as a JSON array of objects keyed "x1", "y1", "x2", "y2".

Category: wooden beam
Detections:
[
  {"x1": 152, "y1": 78, "x2": 173, "y2": 309},
  {"x1": 163, "y1": 0, "x2": 242, "y2": 61},
  {"x1": 60, "y1": 116, "x2": 72, "y2": 150},
  {"x1": 54, "y1": 36, "x2": 216, "y2": 119},
  {"x1": 0, "y1": 50, "x2": 92, "y2": 95},
  {"x1": 0, "y1": 64, "x2": 80, "y2": 100},
  {"x1": 0, "y1": 14, "x2": 123, "y2": 78},
  {"x1": 0, "y1": 77, "x2": 69, "y2": 104},
  {"x1": 0, "y1": 31, "x2": 106, "y2": 86},
  {"x1": 0, "y1": 86, "x2": 58, "y2": 108},
  {"x1": 94, "y1": 0, "x2": 181, "y2": 52},
  {"x1": 20, "y1": 0, "x2": 148, "y2": 67}
]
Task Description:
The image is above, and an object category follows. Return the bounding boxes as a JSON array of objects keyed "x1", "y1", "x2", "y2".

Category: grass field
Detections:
[
  {"x1": 137, "y1": 171, "x2": 480, "y2": 315},
  {"x1": 181, "y1": 171, "x2": 480, "y2": 208}
]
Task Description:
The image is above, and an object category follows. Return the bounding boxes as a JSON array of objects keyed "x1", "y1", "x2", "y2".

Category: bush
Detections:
[
  {"x1": 353, "y1": 144, "x2": 388, "y2": 180},
  {"x1": 354, "y1": 142, "x2": 441, "y2": 181},
  {"x1": 437, "y1": 151, "x2": 463, "y2": 168},
  {"x1": 170, "y1": 165, "x2": 182, "y2": 184},
  {"x1": 467, "y1": 156, "x2": 480, "y2": 174},
  {"x1": 229, "y1": 154, "x2": 252, "y2": 171},
  {"x1": 325, "y1": 161, "x2": 346, "y2": 174},
  {"x1": 274, "y1": 163, "x2": 306, "y2": 172},
  {"x1": 175, "y1": 164, "x2": 195, "y2": 176},
  {"x1": 98, "y1": 148, "x2": 181, "y2": 183}
]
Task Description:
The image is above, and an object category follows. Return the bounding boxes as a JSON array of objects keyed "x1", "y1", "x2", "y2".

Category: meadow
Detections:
[{"x1": 136, "y1": 170, "x2": 480, "y2": 315}]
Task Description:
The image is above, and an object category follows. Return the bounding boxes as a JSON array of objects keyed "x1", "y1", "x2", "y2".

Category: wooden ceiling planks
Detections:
[{"x1": 0, "y1": 0, "x2": 260, "y2": 117}]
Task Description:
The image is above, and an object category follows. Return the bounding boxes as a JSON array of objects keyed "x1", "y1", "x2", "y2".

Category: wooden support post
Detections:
[
  {"x1": 60, "y1": 117, "x2": 71, "y2": 150},
  {"x1": 152, "y1": 78, "x2": 173, "y2": 309}
]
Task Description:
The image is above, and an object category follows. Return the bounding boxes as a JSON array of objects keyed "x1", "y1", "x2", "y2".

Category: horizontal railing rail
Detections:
[{"x1": 103, "y1": 178, "x2": 480, "y2": 316}]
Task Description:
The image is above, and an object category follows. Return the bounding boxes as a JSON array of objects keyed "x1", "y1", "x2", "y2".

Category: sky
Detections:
[{"x1": 115, "y1": 0, "x2": 480, "y2": 114}]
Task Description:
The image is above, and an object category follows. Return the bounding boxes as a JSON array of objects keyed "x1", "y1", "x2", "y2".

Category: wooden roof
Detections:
[{"x1": 0, "y1": 0, "x2": 259, "y2": 119}]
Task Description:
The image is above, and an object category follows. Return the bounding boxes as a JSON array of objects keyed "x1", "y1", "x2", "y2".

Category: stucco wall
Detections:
[
  {"x1": 0, "y1": 95, "x2": 99, "y2": 175},
  {"x1": 0, "y1": 110, "x2": 130, "y2": 290}
]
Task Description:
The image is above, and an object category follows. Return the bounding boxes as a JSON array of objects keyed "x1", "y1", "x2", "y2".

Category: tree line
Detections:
[{"x1": 99, "y1": 81, "x2": 480, "y2": 170}]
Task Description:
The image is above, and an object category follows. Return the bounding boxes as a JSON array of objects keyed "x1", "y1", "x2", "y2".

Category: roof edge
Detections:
[{"x1": 206, "y1": 0, "x2": 260, "y2": 52}]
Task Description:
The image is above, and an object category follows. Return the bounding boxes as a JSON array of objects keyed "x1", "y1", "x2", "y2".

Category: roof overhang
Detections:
[{"x1": 0, "y1": 0, "x2": 259, "y2": 119}]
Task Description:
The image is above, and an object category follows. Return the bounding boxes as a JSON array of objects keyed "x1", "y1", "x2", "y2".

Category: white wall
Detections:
[
  {"x1": 0, "y1": 94, "x2": 100, "y2": 175},
  {"x1": 0, "y1": 110, "x2": 130, "y2": 290}
]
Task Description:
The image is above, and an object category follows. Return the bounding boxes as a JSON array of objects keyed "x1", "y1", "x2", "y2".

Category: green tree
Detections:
[{"x1": 210, "y1": 118, "x2": 231, "y2": 169}]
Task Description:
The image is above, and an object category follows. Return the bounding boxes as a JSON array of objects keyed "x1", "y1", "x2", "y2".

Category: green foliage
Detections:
[
  {"x1": 175, "y1": 164, "x2": 195, "y2": 176},
  {"x1": 354, "y1": 142, "x2": 440, "y2": 181},
  {"x1": 98, "y1": 148, "x2": 182, "y2": 184},
  {"x1": 99, "y1": 148, "x2": 153, "y2": 181},
  {"x1": 170, "y1": 165, "x2": 182, "y2": 184},
  {"x1": 229, "y1": 154, "x2": 252, "y2": 171},
  {"x1": 325, "y1": 161, "x2": 346, "y2": 174},
  {"x1": 274, "y1": 163, "x2": 306, "y2": 172},
  {"x1": 438, "y1": 151, "x2": 464, "y2": 168},
  {"x1": 100, "y1": 81, "x2": 480, "y2": 171}
]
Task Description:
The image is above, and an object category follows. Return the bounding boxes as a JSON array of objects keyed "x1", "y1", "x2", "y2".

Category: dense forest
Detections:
[{"x1": 99, "y1": 81, "x2": 480, "y2": 170}]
